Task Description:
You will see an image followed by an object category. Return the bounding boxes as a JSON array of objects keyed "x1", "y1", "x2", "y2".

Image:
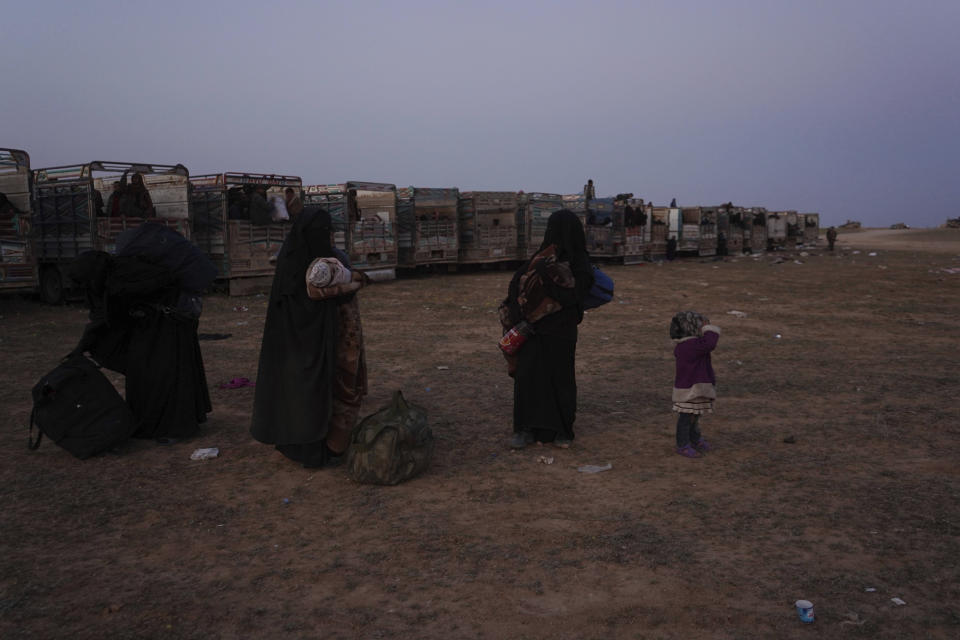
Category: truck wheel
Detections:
[{"x1": 40, "y1": 266, "x2": 65, "y2": 305}]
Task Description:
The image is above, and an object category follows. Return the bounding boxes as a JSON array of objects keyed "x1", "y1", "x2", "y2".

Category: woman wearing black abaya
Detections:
[
  {"x1": 502, "y1": 210, "x2": 594, "y2": 448},
  {"x1": 72, "y1": 224, "x2": 215, "y2": 442},
  {"x1": 251, "y1": 208, "x2": 355, "y2": 468}
]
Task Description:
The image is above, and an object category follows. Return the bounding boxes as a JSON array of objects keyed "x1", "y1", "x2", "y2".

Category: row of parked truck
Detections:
[{"x1": 0, "y1": 149, "x2": 819, "y2": 301}]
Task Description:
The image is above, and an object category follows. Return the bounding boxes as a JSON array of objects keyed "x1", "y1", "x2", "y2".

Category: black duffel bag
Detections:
[{"x1": 29, "y1": 353, "x2": 136, "y2": 459}]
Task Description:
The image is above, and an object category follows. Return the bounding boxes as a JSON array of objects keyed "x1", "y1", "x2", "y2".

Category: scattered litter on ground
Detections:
[
  {"x1": 727, "y1": 310, "x2": 747, "y2": 318},
  {"x1": 282, "y1": 498, "x2": 291, "y2": 505},
  {"x1": 772, "y1": 258, "x2": 785, "y2": 265},
  {"x1": 891, "y1": 597, "x2": 906, "y2": 606},
  {"x1": 436, "y1": 366, "x2": 449, "y2": 370},
  {"x1": 783, "y1": 435, "x2": 796, "y2": 444},
  {"x1": 537, "y1": 456, "x2": 554, "y2": 465},
  {"x1": 190, "y1": 447, "x2": 219, "y2": 460},
  {"x1": 736, "y1": 360, "x2": 743, "y2": 365},
  {"x1": 794, "y1": 600, "x2": 814, "y2": 623},
  {"x1": 939, "y1": 267, "x2": 960, "y2": 274},
  {"x1": 424, "y1": 387, "x2": 431, "y2": 392},
  {"x1": 878, "y1": 265, "x2": 888, "y2": 270},
  {"x1": 793, "y1": 260, "x2": 804, "y2": 265},
  {"x1": 235, "y1": 321, "x2": 248, "y2": 326},
  {"x1": 219, "y1": 377, "x2": 255, "y2": 389},
  {"x1": 840, "y1": 612, "x2": 865, "y2": 627},
  {"x1": 198, "y1": 333, "x2": 232, "y2": 341},
  {"x1": 577, "y1": 463, "x2": 612, "y2": 473},
  {"x1": 868, "y1": 252, "x2": 878, "y2": 257},
  {"x1": 233, "y1": 305, "x2": 248, "y2": 312},
  {"x1": 865, "y1": 587, "x2": 877, "y2": 592},
  {"x1": 774, "y1": 334, "x2": 782, "y2": 339},
  {"x1": 799, "y1": 252, "x2": 809, "y2": 257}
]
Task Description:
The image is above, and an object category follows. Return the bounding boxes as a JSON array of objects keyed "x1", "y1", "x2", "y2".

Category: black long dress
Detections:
[
  {"x1": 505, "y1": 210, "x2": 593, "y2": 443},
  {"x1": 250, "y1": 209, "x2": 341, "y2": 467},
  {"x1": 72, "y1": 238, "x2": 214, "y2": 440}
]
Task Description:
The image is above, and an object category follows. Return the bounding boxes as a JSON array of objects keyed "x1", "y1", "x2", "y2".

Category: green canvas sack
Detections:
[{"x1": 347, "y1": 391, "x2": 434, "y2": 485}]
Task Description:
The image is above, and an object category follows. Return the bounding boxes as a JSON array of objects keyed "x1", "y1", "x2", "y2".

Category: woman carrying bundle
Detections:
[
  {"x1": 500, "y1": 210, "x2": 594, "y2": 449},
  {"x1": 251, "y1": 208, "x2": 369, "y2": 468}
]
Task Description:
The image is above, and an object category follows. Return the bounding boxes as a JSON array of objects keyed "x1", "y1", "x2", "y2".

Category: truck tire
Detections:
[{"x1": 40, "y1": 265, "x2": 65, "y2": 305}]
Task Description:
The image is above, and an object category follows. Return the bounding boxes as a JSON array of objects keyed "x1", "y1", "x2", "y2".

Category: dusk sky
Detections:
[{"x1": 2, "y1": 0, "x2": 958, "y2": 227}]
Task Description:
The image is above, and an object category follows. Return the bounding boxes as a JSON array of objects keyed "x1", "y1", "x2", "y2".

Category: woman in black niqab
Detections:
[
  {"x1": 504, "y1": 209, "x2": 593, "y2": 448},
  {"x1": 250, "y1": 208, "x2": 343, "y2": 467}
]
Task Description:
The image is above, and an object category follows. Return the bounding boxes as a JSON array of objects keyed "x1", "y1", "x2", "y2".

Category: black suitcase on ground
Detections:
[{"x1": 29, "y1": 353, "x2": 136, "y2": 459}]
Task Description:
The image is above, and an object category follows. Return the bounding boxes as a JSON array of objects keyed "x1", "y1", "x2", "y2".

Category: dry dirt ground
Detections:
[{"x1": 2, "y1": 229, "x2": 959, "y2": 639}]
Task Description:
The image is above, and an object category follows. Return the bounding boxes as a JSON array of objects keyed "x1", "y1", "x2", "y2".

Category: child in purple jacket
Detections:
[{"x1": 670, "y1": 311, "x2": 721, "y2": 458}]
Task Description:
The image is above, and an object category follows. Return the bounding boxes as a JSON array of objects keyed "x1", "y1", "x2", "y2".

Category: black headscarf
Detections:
[
  {"x1": 538, "y1": 209, "x2": 590, "y2": 278},
  {"x1": 274, "y1": 207, "x2": 335, "y2": 297}
]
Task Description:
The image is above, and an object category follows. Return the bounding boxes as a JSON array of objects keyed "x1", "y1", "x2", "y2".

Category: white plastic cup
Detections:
[{"x1": 795, "y1": 600, "x2": 815, "y2": 623}]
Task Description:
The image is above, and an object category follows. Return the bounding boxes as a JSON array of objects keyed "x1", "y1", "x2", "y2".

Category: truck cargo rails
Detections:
[
  {"x1": 458, "y1": 191, "x2": 519, "y2": 264},
  {"x1": 33, "y1": 161, "x2": 190, "y2": 303},
  {"x1": 0, "y1": 148, "x2": 36, "y2": 293},
  {"x1": 190, "y1": 172, "x2": 300, "y2": 296},
  {"x1": 396, "y1": 187, "x2": 459, "y2": 268}
]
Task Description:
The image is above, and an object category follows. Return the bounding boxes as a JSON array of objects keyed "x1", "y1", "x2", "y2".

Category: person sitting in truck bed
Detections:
[
  {"x1": 106, "y1": 182, "x2": 124, "y2": 217},
  {"x1": 120, "y1": 172, "x2": 155, "y2": 217},
  {"x1": 284, "y1": 187, "x2": 303, "y2": 221},
  {"x1": 248, "y1": 184, "x2": 273, "y2": 225},
  {"x1": 227, "y1": 186, "x2": 249, "y2": 220}
]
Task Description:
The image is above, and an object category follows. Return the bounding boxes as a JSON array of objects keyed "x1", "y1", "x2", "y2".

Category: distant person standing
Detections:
[
  {"x1": 826, "y1": 226, "x2": 837, "y2": 251},
  {"x1": 670, "y1": 198, "x2": 677, "y2": 208},
  {"x1": 583, "y1": 179, "x2": 595, "y2": 214},
  {"x1": 285, "y1": 187, "x2": 304, "y2": 221},
  {"x1": 120, "y1": 172, "x2": 155, "y2": 217},
  {"x1": 248, "y1": 184, "x2": 273, "y2": 225},
  {"x1": 106, "y1": 182, "x2": 124, "y2": 217}
]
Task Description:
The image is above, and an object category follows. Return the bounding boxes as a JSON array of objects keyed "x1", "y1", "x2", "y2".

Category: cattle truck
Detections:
[
  {"x1": 190, "y1": 172, "x2": 300, "y2": 295},
  {"x1": 33, "y1": 161, "x2": 190, "y2": 303},
  {"x1": 0, "y1": 148, "x2": 35, "y2": 293},
  {"x1": 458, "y1": 191, "x2": 519, "y2": 264},
  {"x1": 519, "y1": 192, "x2": 563, "y2": 258},
  {"x1": 396, "y1": 187, "x2": 459, "y2": 268}
]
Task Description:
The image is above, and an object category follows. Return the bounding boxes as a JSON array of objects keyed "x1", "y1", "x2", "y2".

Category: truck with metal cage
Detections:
[
  {"x1": 189, "y1": 172, "x2": 300, "y2": 295},
  {"x1": 621, "y1": 198, "x2": 648, "y2": 263},
  {"x1": 0, "y1": 148, "x2": 35, "y2": 293},
  {"x1": 799, "y1": 212, "x2": 819, "y2": 246},
  {"x1": 518, "y1": 192, "x2": 564, "y2": 258},
  {"x1": 457, "y1": 191, "x2": 519, "y2": 264},
  {"x1": 717, "y1": 205, "x2": 745, "y2": 255},
  {"x1": 676, "y1": 207, "x2": 696, "y2": 253},
  {"x1": 766, "y1": 210, "x2": 791, "y2": 250},
  {"x1": 650, "y1": 206, "x2": 670, "y2": 259},
  {"x1": 745, "y1": 207, "x2": 768, "y2": 253},
  {"x1": 32, "y1": 161, "x2": 190, "y2": 303},
  {"x1": 697, "y1": 206, "x2": 718, "y2": 257},
  {"x1": 396, "y1": 187, "x2": 459, "y2": 267},
  {"x1": 303, "y1": 181, "x2": 397, "y2": 276}
]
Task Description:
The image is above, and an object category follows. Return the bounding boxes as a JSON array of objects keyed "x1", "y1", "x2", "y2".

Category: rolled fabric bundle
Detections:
[{"x1": 307, "y1": 257, "x2": 351, "y2": 289}]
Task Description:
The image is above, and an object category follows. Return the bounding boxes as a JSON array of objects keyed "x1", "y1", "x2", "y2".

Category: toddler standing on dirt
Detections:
[{"x1": 670, "y1": 311, "x2": 720, "y2": 458}]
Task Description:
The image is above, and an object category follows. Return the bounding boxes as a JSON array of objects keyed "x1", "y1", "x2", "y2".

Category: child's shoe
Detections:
[
  {"x1": 676, "y1": 445, "x2": 702, "y2": 459},
  {"x1": 693, "y1": 439, "x2": 712, "y2": 453}
]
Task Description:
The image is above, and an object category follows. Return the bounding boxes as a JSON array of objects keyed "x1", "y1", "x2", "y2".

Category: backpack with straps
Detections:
[
  {"x1": 29, "y1": 353, "x2": 136, "y2": 459},
  {"x1": 583, "y1": 265, "x2": 614, "y2": 309}
]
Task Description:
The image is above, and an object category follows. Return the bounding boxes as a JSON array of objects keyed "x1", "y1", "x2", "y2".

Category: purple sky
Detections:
[{"x1": 2, "y1": 0, "x2": 958, "y2": 226}]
